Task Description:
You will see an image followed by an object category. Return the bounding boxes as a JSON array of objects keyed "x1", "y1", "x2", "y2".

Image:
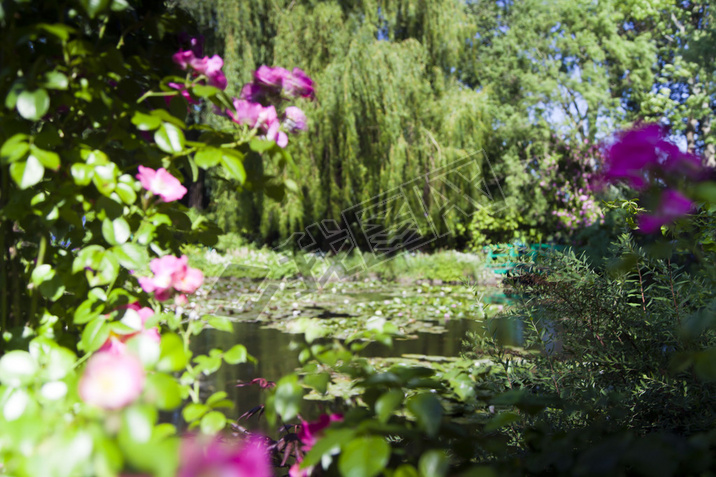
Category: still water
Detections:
[{"x1": 190, "y1": 281, "x2": 507, "y2": 431}]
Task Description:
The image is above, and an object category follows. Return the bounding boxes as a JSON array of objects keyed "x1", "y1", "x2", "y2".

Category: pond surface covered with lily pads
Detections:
[{"x1": 190, "y1": 278, "x2": 508, "y2": 428}]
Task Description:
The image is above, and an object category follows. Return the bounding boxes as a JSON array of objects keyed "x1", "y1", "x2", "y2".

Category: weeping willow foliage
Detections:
[{"x1": 188, "y1": 0, "x2": 490, "y2": 248}]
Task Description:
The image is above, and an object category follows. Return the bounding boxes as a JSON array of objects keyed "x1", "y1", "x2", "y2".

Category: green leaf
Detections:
[
  {"x1": 193, "y1": 355, "x2": 222, "y2": 375},
  {"x1": 93, "y1": 163, "x2": 118, "y2": 196},
  {"x1": 149, "y1": 109, "x2": 186, "y2": 129},
  {"x1": 74, "y1": 297, "x2": 104, "y2": 325},
  {"x1": 144, "y1": 373, "x2": 182, "y2": 410},
  {"x1": 182, "y1": 403, "x2": 210, "y2": 422},
  {"x1": 200, "y1": 411, "x2": 226, "y2": 434},
  {"x1": 154, "y1": 123, "x2": 185, "y2": 154},
  {"x1": 285, "y1": 178, "x2": 299, "y2": 194},
  {"x1": 249, "y1": 138, "x2": 276, "y2": 153},
  {"x1": 31, "y1": 264, "x2": 55, "y2": 286},
  {"x1": 303, "y1": 372, "x2": 330, "y2": 394},
  {"x1": 406, "y1": 393, "x2": 443, "y2": 437},
  {"x1": 0, "y1": 134, "x2": 29, "y2": 165},
  {"x1": 338, "y1": 436, "x2": 390, "y2": 477},
  {"x1": 302, "y1": 428, "x2": 356, "y2": 468},
  {"x1": 375, "y1": 389, "x2": 403, "y2": 423},
  {"x1": 0, "y1": 351, "x2": 38, "y2": 387},
  {"x1": 71, "y1": 163, "x2": 93, "y2": 186},
  {"x1": 484, "y1": 411, "x2": 520, "y2": 432},
  {"x1": 206, "y1": 391, "x2": 229, "y2": 407},
  {"x1": 36, "y1": 23, "x2": 77, "y2": 41},
  {"x1": 80, "y1": 316, "x2": 110, "y2": 352},
  {"x1": 393, "y1": 465, "x2": 420, "y2": 477},
  {"x1": 194, "y1": 147, "x2": 223, "y2": 168},
  {"x1": 80, "y1": 0, "x2": 112, "y2": 18},
  {"x1": 418, "y1": 450, "x2": 449, "y2": 477},
  {"x1": 206, "y1": 315, "x2": 234, "y2": 333},
  {"x1": 87, "y1": 250, "x2": 120, "y2": 287},
  {"x1": 102, "y1": 217, "x2": 131, "y2": 245},
  {"x1": 36, "y1": 345, "x2": 76, "y2": 381},
  {"x1": 131, "y1": 112, "x2": 162, "y2": 131},
  {"x1": 121, "y1": 405, "x2": 157, "y2": 444},
  {"x1": 43, "y1": 71, "x2": 69, "y2": 90},
  {"x1": 10, "y1": 155, "x2": 45, "y2": 189},
  {"x1": 273, "y1": 374, "x2": 303, "y2": 421},
  {"x1": 220, "y1": 150, "x2": 246, "y2": 183},
  {"x1": 30, "y1": 145, "x2": 60, "y2": 171},
  {"x1": 223, "y1": 344, "x2": 249, "y2": 364},
  {"x1": 157, "y1": 333, "x2": 189, "y2": 372},
  {"x1": 115, "y1": 181, "x2": 137, "y2": 204},
  {"x1": 111, "y1": 0, "x2": 130, "y2": 11},
  {"x1": 3, "y1": 388, "x2": 31, "y2": 421},
  {"x1": 5, "y1": 80, "x2": 25, "y2": 110},
  {"x1": 113, "y1": 243, "x2": 148, "y2": 271},
  {"x1": 191, "y1": 85, "x2": 220, "y2": 98},
  {"x1": 16, "y1": 88, "x2": 50, "y2": 121}
]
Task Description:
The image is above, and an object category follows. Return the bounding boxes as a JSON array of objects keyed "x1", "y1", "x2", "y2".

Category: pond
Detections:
[{"x1": 189, "y1": 278, "x2": 508, "y2": 431}]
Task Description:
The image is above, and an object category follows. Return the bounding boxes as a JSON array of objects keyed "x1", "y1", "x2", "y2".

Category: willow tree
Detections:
[{"x1": 183, "y1": 0, "x2": 490, "y2": 248}]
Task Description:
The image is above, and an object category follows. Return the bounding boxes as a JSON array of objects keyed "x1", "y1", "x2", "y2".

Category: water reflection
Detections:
[{"x1": 192, "y1": 316, "x2": 484, "y2": 434}]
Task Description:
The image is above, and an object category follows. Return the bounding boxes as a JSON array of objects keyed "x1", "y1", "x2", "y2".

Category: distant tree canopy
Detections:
[{"x1": 179, "y1": 0, "x2": 715, "y2": 248}]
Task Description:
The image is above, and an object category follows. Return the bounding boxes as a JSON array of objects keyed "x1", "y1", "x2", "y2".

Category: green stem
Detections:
[
  {"x1": 29, "y1": 235, "x2": 47, "y2": 328},
  {"x1": 136, "y1": 91, "x2": 176, "y2": 104},
  {"x1": 0, "y1": 167, "x2": 7, "y2": 332}
]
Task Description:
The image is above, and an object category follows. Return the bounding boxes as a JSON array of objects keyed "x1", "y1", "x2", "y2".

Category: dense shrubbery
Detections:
[{"x1": 2, "y1": 1, "x2": 716, "y2": 477}]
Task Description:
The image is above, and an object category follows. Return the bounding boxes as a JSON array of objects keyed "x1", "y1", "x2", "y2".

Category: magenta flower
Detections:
[
  {"x1": 138, "y1": 255, "x2": 203, "y2": 301},
  {"x1": 297, "y1": 414, "x2": 343, "y2": 450},
  {"x1": 99, "y1": 303, "x2": 160, "y2": 353},
  {"x1": 605, "y1": 123, "x2": 705, "y2": 188},
  {"x1": 605, "y1": 124, "x2": 664, "y2": 188},
  {"x1": 172, "y1": 49, "x2": 195, "y2": 70},
  {"x1": 284, "y1": 106, "x2": 307, "y2": 133},
  {"x1": 178, "y1": 435, "x2": 272, "y2": 477},
  {"x1": 79, "y1": 351, "x2": 145, "y2": 410},
  {"x1": 289, "y1": 463, "x2": 312, "y2": 477},
  {"x1": 254, "y1": 65, "x2": 290, "y2": 91},
  {"x1": 638, "y1": 189, "x2": 693, "y2": 233},
  {"x1": 265, "y1": 119, "x2": 289, "y2": 148},
  {"x1": 240, "y1": 83, "x2": 265, "y2": 103},
  {"x1": 284, "y1": 68, "x2": 315, "y2": 99},
  {"x1": 136, "y1": 166, "x2": 187, "y2": 202},
  {"x1": 167, "y1": 82, "x2": 200, "y2": 106},
  {"x1": 228, "y1": 99, "x2": 263, "y2": 128},
  {"x1": 249, "y1": 66, "x2": 314, "y2": 100}
]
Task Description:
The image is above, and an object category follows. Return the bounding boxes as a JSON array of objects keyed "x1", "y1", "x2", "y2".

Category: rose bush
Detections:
[{"x1": 0, "y1": 0, "x2": 310, "y2": 475}]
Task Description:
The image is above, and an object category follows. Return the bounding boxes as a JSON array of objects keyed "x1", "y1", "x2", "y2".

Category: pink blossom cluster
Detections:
[
  {"x1": 550, "y1": 187, "x2": 604, "y2": 230},
  {"x1": 538, "y1": 138, "x2": 604, "y2": 233},
  {"x1": 79, "y1": 303, "x2": 161, "y2": 410},
  {"x1": 604, "y1": 124, "x2": 703, "y2": 189},
  {"x1": 178, "y1": 435, "x2": 272, "y2": 477},
  {"x1": 603, "y1": 123, "x2": 706, "y2": 233},
  {"x1": 137, "y1": 166, "x2": 187, "y2": 202},
  {"x1": 99, "y1": 303, "x2": 160, "y2": 354},
  {"x1": 138, "y1": 254, "x2": 203, "y2": 302},
  {"x1": 167, "y1": 36, "x2": 227, "y2": 108},
  {"x1": 172, "y1": 37, "x2": 227, "y2": 90},
  {"x1": 226, "y1": 66, "x2": 313, "y2": 148}
]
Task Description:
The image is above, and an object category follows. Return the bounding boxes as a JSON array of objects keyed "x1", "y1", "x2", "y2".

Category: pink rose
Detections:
[
  {"x1": 138, "y1": 255, "x2": 203, "y2": 301},
  {"x1": 136, "y1": 166, "x2": 187, "y2": 202},
  {"x1": 79, "y1": 351, "x2": 145, "y2": 410},
  {"x1": 297, "y1": 413, "x2": 343, "y2": 451},
  {"x1": 178, "y1": 435, "x2": 272, "y2": 477}
]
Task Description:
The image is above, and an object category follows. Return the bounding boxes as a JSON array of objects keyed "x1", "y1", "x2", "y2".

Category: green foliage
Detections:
[{"x1": 182, "y1": 0, "x2": 492, "y2": 246}]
